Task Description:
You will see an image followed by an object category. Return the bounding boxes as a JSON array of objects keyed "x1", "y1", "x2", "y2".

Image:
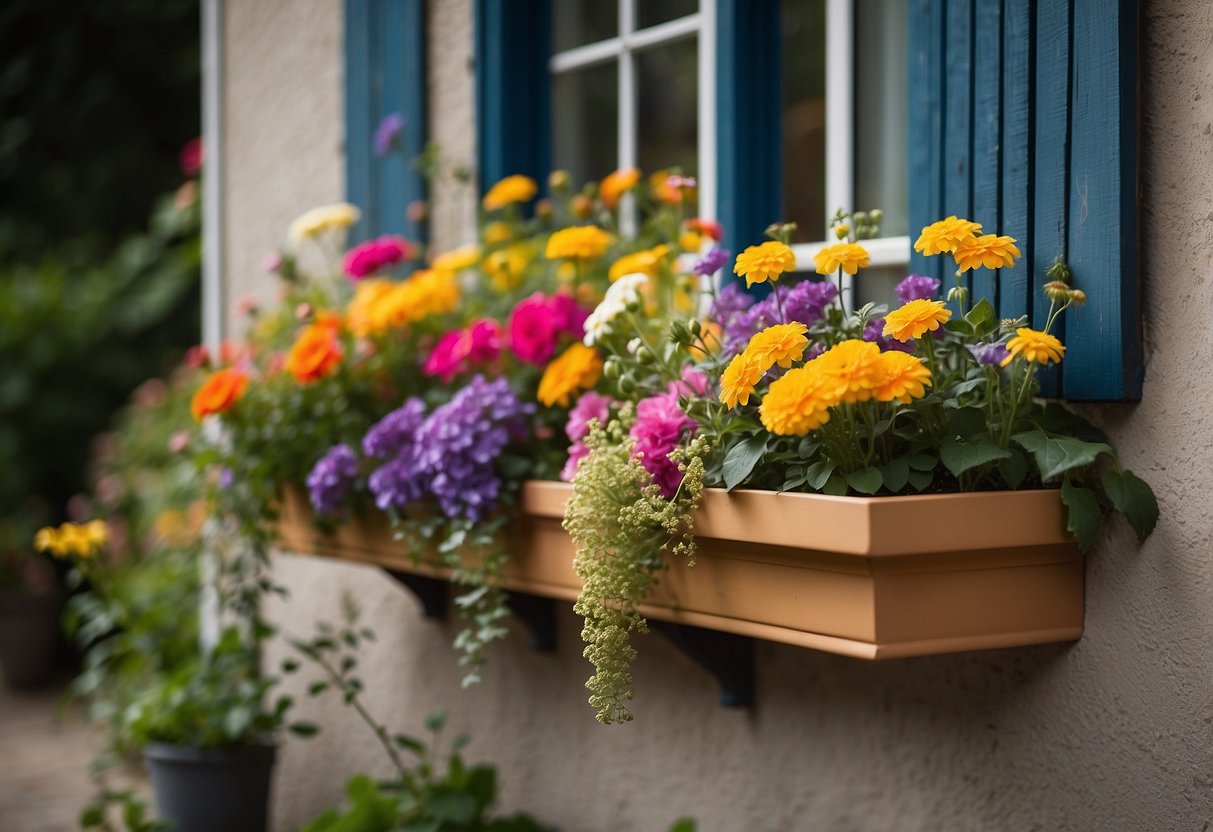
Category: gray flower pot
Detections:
[{"x1": 144, "y1": 741, "x2": 276, "y2": 832}]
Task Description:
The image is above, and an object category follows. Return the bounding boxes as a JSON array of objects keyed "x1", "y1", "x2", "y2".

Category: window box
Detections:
[{"x1": 277, "y1": 481, "x2": 1083, "y2": 659}]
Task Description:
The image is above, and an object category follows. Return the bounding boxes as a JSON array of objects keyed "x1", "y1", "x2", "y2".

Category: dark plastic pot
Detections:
[
  {"x1": 144, "y1": 741, "x2": 277, "y2": 832},
  {"x1": 0, "y1": 588, "x2": 61, "y2": 688}
]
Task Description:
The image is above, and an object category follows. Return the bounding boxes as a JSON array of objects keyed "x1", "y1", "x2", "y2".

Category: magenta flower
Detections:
[
  {"x1": 561, "y1": 392, "x2": 616, "y2": 481},
  {"x1": 667, "y1": 367, "x2": 710, "y2": 399},
  {"x1": 179, "y1": 137, "x2": 203, "y2": 177},
  {"x1": 373, "y1": 113, "x2": 405, "y2": 157},
  {"x1": 423, "y1": 318, "x2": 503, "y2": 382},
  {"x1": 343, "y1": 235, "x2": 414, "y2": 280},
  {"x1": 630, "y1": 392, "x2": 697, "y2": 498},
  {"x1": 508, "y1": 292, "x2": 590, "y2": 366}
]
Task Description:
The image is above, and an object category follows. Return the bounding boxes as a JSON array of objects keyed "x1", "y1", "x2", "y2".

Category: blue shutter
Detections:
[
  {"x1": 716, "y1": 0, "x2": 782, "y2": 275},
  {"x1": 474, "y1": 0, "x2": 551, "y2": 194},
  {"x1": 908, "y1": 0, "x2": 1141, "y2": 401},
  {"x1": 345, "y1": 0, "x2": 427, "y2": 244}
]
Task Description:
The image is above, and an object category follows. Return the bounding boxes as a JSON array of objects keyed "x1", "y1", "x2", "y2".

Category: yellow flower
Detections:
[
  {"x1": 537, "y1": 343, "x2": 603, "y2": 407},
  {"x1": 812, "y1": 339, "x2": 886, "y2": 404},
  {"x1": 288, "y1": 203, "x2": 361, "y2": 246},
  {"x1": 719, "y1": 353, "x2": 765, "y2": 409},
  {"x1": 953, "y1": 234, "x2": 1021, "y2": 272},
  {"x1": 882, "y1": 299, "x2": 952, "y2": 342},
  {"x1": 914, "y1": 216, "x2": 983, "y2": 256},
  {"x1": 813, "y1": 242, "x2": 870, "y2": 275},
  {"x1": 759, "y1": 364, "x2": 838, "y2": 435},
  {"x1": 431, "y1": 243, "x2": 480, "y2": 272},
  {"x1": 545, "y1": 225, "x2": 613, "y2": 262},
  {"x1": 733, "y1": 241, "x2": 795, "y2": 288},
  {"x1": 361, "y1": 270, "x2": 460, "y2": 333},
  {"x1": 608, "y1": 245, "x2": 670, "y2": 282},
  {"x1": 679, "y1": 231, "x2": 702, "y2": 252},
  {"x1": 345, "y1": 278, "x2": 396, "y2": 336},
  {"x1": 1001, "y1": 328, "x2": 1065, "y2": 367},
  {"x1": 34, "y1": 521, "x2": 107, "y2": 559},
  {"x1": 871, "y1": 351, "x2": 933, "y2": 403},
  {"x1": 482, "y1": 174, "x2": 538, "y2": 211},
  {"x1": 482, "y1": 221, "x2": 514, "y2": 245},
  {"x1": 600, "y1": 168, "x2": 640, "y2": 208},
  {"x1": 484, "y1": 244, "x2": 531, "y2": 291},
  {"x1": 744, "y1": 323, "x2": 809, "y2": 370}
]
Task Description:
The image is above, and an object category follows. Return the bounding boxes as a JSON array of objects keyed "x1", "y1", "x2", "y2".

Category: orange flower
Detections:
[
  {"x1": 871, "y1": 351, "x2": 933, "y2": 403},
  {"x1": 719, "y1": 353, "x2": 764, "y2": 409},
  {"x1": 600, "y1": 168, "x2": 640, "y2": 208},
  {"x1": 882, "y1": 299, "x2": 952, "y2": 342},
  {"x1": 952, "y1": 234, "x2": 1021, "y2": 272},
  {"x1": 733, "y1": 241, "x2": 795, "y2": 288},
  {"x1": 537, "y1": 343, "x2": 603, "y2": 407},
  {"x1": 286, "y1": 324, "x2": 343, "y2": 383},
  {"x1": 191, "y1": 367, "x2": 249, "y2": 421}
]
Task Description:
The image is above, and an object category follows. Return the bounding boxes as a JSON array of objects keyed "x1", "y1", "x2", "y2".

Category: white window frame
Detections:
[{"x1": 549, "y1": 0, "x2": 909, "y2": 273}]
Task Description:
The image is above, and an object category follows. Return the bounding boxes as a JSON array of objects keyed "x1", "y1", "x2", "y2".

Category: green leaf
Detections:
[
  {"x1": 307, "y1": 681, "x2": 329, "y2": 696},
  {"x1": 722, "y1": 433, "x2": 768, "y2": 491},
  {"x1": 998, "y1": 447, "x2": 1029, "y2": 488},
  {"x1": 965, "y1": 297, "x2": 996, "y2": 329},
  {"x1": 846, "y1": 467, "x2": 882, "y2": 495},
  {"x1": 425, "y1": 711, "x2": 447, "y2": 733},
  {"x1": 394, "y1": 733, "x2": 425, "y2": 754},
  {"x1": 1102, "y1": 469, "x2": 1159, "y2": 543},
  {"x1": 880, "y1": 457, "x2": 910, "y2": 492},
  {"x1": 944, "y1": 318, "x2": 974, "y2": 336},
  {"x1": 822, "y1": 473, "x2": 849, "y2": 496},
  {"x1": 668, "y1": 821, "x2": 697, "y2": 832},
  {"x1": 288, "y1": 722, "x2": 320, "y2": 738},
  {"x1": 804, "y1": 460, "x2": 836, "y2": 490},
  {"x1": 1061, "y1": 479, "x2": 1102, "y2": 553},
  {"x1": 905, "y1": 453, "x2": 937, "y2": 471},
  {"x1": 1035, "y1": 401, "x2": 1109, "y2": 444},
  {"x1": 1013, "y1": 430, "x2": 1114, "y2": 481},
  {"x1": 780, "y1": 468, "x2": 807, "y2": 491},
  {"x1": 940, "y1": 437, "x2": 1010, "y2": 477},
  {"x1": 907, "y1": 468, "x2": 933, "y2": 492}
]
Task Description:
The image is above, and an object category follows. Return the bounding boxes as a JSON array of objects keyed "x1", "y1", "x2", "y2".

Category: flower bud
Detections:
[
  {"x1": 1043, "y1": 280, "x2": 1070, "y2": 303},
  {"x1": 603, "y1": 358, "x2": 621, "y2": 379},
  {"x1": 1068, "y1": 288, "x2": 1087, "y2": 307},
  {"x1": 669, "y1": 320, "x2": 690, "y2": 344},
  {"x1": 407, "y1": 200, "x2": 428, "y2": 223},
  {"x1": 548, "y1": 170, "x2": 571, "y2": 192},
  {"x1": 535, "y1": 198, "x2": 554, "y2": 219},
  {"x1": 868, "y1": 209, "x2": 884, "y2": 224},
  {"x1": 618, "y1": 377, "x2": 636, "y2": 395},
  {"x1": 688, "y1": 318, "x2": 702, "y2": 337},
  {"x1": 1044, "y1": 259, "x2": 1071, "y2": 284},
  {"x1": 571, "y1": 194, "x2": 592, "y2": 218},
  {"x1": 852, "y1": 211, "x2": 869, "y2": 225},
  {"x1": 947, "y1": 284, "x2": 969, "y2": 305},
  {"x1": 833, "y1": 224, "x2": 850, "y2": 240}
]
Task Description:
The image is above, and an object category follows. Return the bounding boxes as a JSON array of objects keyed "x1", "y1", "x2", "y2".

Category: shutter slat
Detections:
[
  {"x1": 908, "y1": 0, "x2": 946, "y2": 280},
  {"x1": 970, "y1": 0, "x2": 1003, "y2": 307},
  {"x1": 999, "y1": 0, "x2": 1033, "y2": 320},
  {"x1": 345, "y1": 0, "x2": 375, "y2": 241},
  {"x1": 942, "y1": 0, "x2": 973, "y2": 223}
]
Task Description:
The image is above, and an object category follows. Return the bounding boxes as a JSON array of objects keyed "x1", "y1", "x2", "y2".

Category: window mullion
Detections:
[
  {"x1": 619, "y1": 0, "x2": 638, "y2": 235},
  {"x1": 698, "y1": 0, "x2": 716, "y2": 224},
  {"x1": 825, "y1": 0, "x2": 855, "y2": 307}
]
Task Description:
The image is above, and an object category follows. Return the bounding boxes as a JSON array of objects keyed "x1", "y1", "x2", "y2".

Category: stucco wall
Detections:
[{"x1": 219, "y1": 1, "x2": 1213, "y2": 830}]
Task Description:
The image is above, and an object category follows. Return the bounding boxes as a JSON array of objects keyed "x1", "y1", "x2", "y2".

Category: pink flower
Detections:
[
  {"x1": 180, "y1": 137, "x2": 203, "y2": 177},
  {"x1": 343, "y1": 236, "x2": 415, "y2": 280},
  {"x1": 667, "y1": 367, "x2": 710, "y2": 399},
  {"x1": 561, "y1": 392, "x2": 616, "y2": 482},
  {"x1": 423, "y1": 319, "x2": 503, "y2": 382},
  {"x1": 508, "y1": 292, "x2": 590, "y2": 366},
  {"x1": 630, "y1": 392, "x2": 697, "y2": 497}
]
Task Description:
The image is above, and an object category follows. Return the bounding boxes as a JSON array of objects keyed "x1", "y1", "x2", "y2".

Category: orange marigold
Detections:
[
  {"x1": 431, "y1": 243, "x2": 480, "y2": 272},
  {"x1": 286, "y1": 323, "x2": 344, "y2": 383},
  {"x1": 345, "y1": 279, "x2": 395, "y2": 336},
  {"x1": 482, "y1": 174, "x2": 538, "y2": 211},
  {"x1": 882, "y1": 299, "x2": 952, "y2": 342},
  {"x1": 719, "y1": 353, "x2": 765, "y2": 409},
  {"x1": 608, "y1": 245, "x2": 670, "y2": 282},
  {"x1": 545, "y1": 225, "x2": 613, "y2": 262},
  {"x1": 914, "y1": 216, "x2": 983, "y2": 256},
  {"x1": 1001, "y1": 328, "x2": 1065, "y2": 367},
  {"x1": 812, "y1": 339, "x2": 886, "y2": 405},
  {"x1": 953, "y1": 234, "x2": 1021, "y2": 272},
  {"x1": 191, "y1": 367, "x2": 250, "y2": 421},
  {"x1": 733, "y1": 241, "x2": 795, "y2": 288},
  {"x1": 600, "y1": 168, "x2": 640, "y2": 208},
  {"x1": 744, "y1": 323, "x2": 809, "y2": 370},
  {"x1": 813, "y1": 242, "x2": 870, "y2": 275},
  {"x1": 871, "y1": 351, "x2": 933, "y2": 403},
  {"x1": 537, "y1": 343, "x2": 603, "y2": 407},
  {"x1": 758, "y1": 364, "x2": 838, "y2": 436}
]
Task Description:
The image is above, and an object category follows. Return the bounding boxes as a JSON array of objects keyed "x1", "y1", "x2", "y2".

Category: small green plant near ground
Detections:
[{"x1": 289, "y1": 598, "x2": 556, "y2": 832}]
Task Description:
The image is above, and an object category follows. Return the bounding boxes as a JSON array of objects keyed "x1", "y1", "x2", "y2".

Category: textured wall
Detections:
[
  {"x1": 425, "y1": 0, "x2": 478, "y2": 255},
  {"x1": 219, "y1": 1, "x2": 1213, "y2": 829}
]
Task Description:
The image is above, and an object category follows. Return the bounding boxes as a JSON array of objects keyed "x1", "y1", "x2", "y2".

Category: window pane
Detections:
[
  {"x1": 637, "y1": 0, "x2": 698, "y2": 30},
  {"x1": 554, "y1": 0, "x2": 618, "y2": 52},
  {"x1": 781, "y1": 0, "x2": 827, "y2": 241},
  {"x1": 552, "y1": 63, "x2": 619, "y2": 185},
  {"x1": 854, "y1": 264, "x2": 906, "y2": 308},
  {"x1": 636, "y1": 39, "x2": 698, "y2": 177},
  {"x1": 854, "y1": 0, "x2": 909, "y2": 237}
]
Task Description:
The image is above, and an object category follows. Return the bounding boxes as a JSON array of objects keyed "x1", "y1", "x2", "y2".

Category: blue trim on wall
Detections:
[
  {"x1": 999, "y1": 0, "x2": 1032, "y2": 322},
  {"x1": 344, "y1": 0, "x2": 427, "y2": 244},
  {"x1": 908, "y1": 0, "x2": 945, "y2": 281},
  {"x1": 715, "y1": 0, "x2": 781, "y2": 289},
  {"x1": 474, "y1": 0, "x2": 551, "y2": 194}
]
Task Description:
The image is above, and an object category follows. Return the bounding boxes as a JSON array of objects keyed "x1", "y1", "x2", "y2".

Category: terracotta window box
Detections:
[{"x1": 276, "y1": 481, "x2": 1083, "y2": 660}]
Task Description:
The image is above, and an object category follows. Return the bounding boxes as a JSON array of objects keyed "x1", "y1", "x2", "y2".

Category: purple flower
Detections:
[
  {"x1": 363, "y1": 398, "x2": 427, "y2": 460},
  {"x1": 693, "y1": 246, "x2": 731, "y2": 277},
  {"x1": 630, "y1": 392, "x2": 697, "y2": 498},
  {"x1": 307, "y1": 444, "x2": 359, "y2": 517},
  {"x1": 766, "y1": 279, "x2": 838, "y2": 326},
  {"x1": 373, "y1": 113, "x2": 405, "y2": 157},
  {"x1": 862, "y1": 317, "x2": 913, "y2": 354},
  {"x1": 969, "y1": 341, "x2": 1011, "y2": 366},
  {"x1": 896, "y1": 274, "x2": 942, "y2": 304}
]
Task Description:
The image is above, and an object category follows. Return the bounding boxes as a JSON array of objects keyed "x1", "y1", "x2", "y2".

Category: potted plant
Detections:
[{"x1": 0, "y1": 518, "x2": 62, "y2": 688}]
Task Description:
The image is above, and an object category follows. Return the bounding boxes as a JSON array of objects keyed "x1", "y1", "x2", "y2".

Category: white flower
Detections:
[
  {"x1": 287, "y1": 203, "x2": 361, "y2": 247},
  {"x1": 583, "y1": 273, "x2": 649, "y2": 346}
]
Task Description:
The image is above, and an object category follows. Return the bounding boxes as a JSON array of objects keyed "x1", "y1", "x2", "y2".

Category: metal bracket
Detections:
[
  {"x1": 382, "y1": 570, "x2": 448, "y2": 620},
  {"x1": 505, "y1": 592, "x2": 557, "y2": 652},
  {"x1": 650, "y1": 620, "x2": 755, "y2": 708}
]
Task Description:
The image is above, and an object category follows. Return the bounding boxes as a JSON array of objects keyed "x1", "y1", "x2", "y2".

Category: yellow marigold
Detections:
[
  {"x1": 537, "y1": 343, "x2": 603, "y2": 407},
  {"x1": 484, "y1": 244, "x2": 531, "y2": 291},
  {"x1": 812, "y1": 339, "x2": 886, "y2": 405},
  {"x1": 882, "y1": 299, "x2": 952, "y2": 342},
  {"x1": 35, "y1": 520, "x2": 108, "y2": 559},
  {"x1": 871, "y1": 351, "x2": 933, "y2": 403},
  {"x1": 813, "y1": 242, "x2": 870, "y2": 275},
  {"x1": 953, "y1": 234, "x2": 1021, "y2": 272},
  {"x1": 288, "y1": 203, "x2": 361, "y2": 246},
  {"x1": 1001, "y1": 328, "x2": 1065, "y2": 367},
  {"x1": 608, "y1": 245, "x2": 670, "y2": 282},
  {"x1": 600, "y1": 168, "x2": 640, "y2": 208},
  {"x1": 365, "y1": 270, "x2": 460, "y2": 333},
  {"x1": 914, "y1": 216, "x2": 983, "y2": 256},
  {"x1": 482, "y1": 174, "x2": 537, "y2": 211},
  {"x1": 679, "y1": 231, "x2": 701, "y2": 253},
  {"x1": 345, "y1": 278, "x2": 396, "y2": 336},
  {"x1": 482, "y1": 221, "x2": 514, "y2": 246},
  {"x1": 758, "y1": 364, "x2": 838, "y2": 435},
  {"x1": 431, "y1": 243, "x2": 480, "y2": 272},
  {"x1": 733, "y1": 241, "x2": 795, "y2": 288},
  {"x1": 744, "y1": 323, "x2": 809, "y2": 370},
  {"x1": 545, "y1": 225, "x2": 613, "y2": 262},
  {"x1": 719, "y1": 353, "x2": 765, "y2": 409}
]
